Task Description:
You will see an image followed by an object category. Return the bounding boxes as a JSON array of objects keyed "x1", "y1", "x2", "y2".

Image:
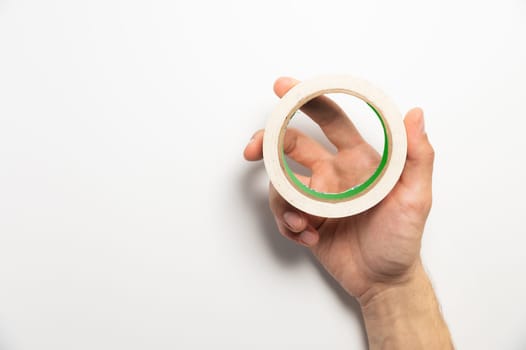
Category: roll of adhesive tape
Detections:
[{"x1": 263, "y1": 75, "x2": 407, "y2": 218}]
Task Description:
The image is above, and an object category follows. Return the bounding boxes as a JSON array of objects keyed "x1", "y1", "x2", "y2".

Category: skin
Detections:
[{"x1": 244, "y1": 77, "x2": 454, "y2": 349}]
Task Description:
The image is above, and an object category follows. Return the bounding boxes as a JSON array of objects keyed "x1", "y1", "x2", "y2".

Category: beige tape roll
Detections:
[{"x1": 263, "y1": 75, "x2": 407, "y2": 218}]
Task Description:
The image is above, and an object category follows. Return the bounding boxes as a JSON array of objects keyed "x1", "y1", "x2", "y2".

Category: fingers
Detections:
[
  {"x1": 282, "y1": 128, "x2": 331, "y2": 169},
  {"x1": 269, "y1": 184, "x2": 320, "y2": 247},
  {"x1": 399, "y1": 108, "x2": 435, "y2": 209},
  {"x1": 243, "y1": 130, "x2": 264, "y2": 161},
  {"x1": 274, "y1": 77, "x2": 365, "y2": 150},
  {"x1": 244, "y1": 128, "x2": 331, "y2": 169},
  {"x1": 244, "y1": 128, "x2": 323, "y2": 245}
]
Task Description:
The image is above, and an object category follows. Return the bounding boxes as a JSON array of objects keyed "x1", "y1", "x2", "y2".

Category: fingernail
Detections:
[
  {"x1": 299, "y1": 230, "x2": 317, "y2": 246},
  {"x1": 283, "y1": 211, "x2": 302, "y2": 230},
  {"x1": 281, "y1": 76, "x2": 295, "y2": 85},
  {"x1": 248, "y1": 130, "x2": 261, "y2": 145}
]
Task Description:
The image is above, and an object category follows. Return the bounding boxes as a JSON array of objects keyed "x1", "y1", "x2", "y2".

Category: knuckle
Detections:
[
  {"x1": 403, "y1": 192, "x2": 432, "y2": 215},
  {"x1": 277, "y1": 223, "x2": 288, "y2": 237},
  {"x1": 276, "y1": 222, "x2": 297, "y2": 242},
  {"x1": 283, "y1": 130, "x2": 299, "y2": 155},
  {"x1": 423, "y1": 137, "x2": 435, "y2": 161},
  {"x1": 426, "y1": 145, "x2": 435, "y2": 161}
]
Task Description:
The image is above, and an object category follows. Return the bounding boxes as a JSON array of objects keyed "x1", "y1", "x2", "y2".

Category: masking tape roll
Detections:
[{"x1": 263, "y1": 75, "x2": 407, "y2": 218}]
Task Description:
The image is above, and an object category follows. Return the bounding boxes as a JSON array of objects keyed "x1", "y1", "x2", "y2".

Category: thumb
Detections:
[{"x1": 399, "y1": 108, "x2": 435, "y2": 195}]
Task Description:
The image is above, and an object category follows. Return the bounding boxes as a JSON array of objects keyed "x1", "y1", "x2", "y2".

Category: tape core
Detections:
[
  {"x1": 263, "y1": 75, "x2": 406, "y2": 218},
  {"x1": 279, "y1": 94, "x2": 390, "y2": 202}
]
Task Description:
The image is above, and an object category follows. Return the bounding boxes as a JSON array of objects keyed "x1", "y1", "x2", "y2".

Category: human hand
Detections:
[{"x1": 244, "y1": 77, "x2": 435, "y2": 304}]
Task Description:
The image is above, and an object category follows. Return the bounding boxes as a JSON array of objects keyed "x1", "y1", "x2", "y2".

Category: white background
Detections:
[{"x1": 1, "y1": 0, "x2": 525, "y2": 349}]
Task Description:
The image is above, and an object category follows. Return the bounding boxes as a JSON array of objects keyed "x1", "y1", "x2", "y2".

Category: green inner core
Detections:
[{"x1": 282, "y1": 102, "x2": 389, "y2": 200}]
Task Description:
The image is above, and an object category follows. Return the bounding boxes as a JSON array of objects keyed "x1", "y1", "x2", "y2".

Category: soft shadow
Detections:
[
  {"x1": 308, "y1": 253, "x2": 368, "y2": 346},
  {"x1": 240, "y1": 164, "x2": 307, "y2": 265},
  {"x1": 240, "y1": 164, "x2": 367, "y2": 345},
  {"x1": 0, "y1": 329, "x2": 12, "y2": 350}
]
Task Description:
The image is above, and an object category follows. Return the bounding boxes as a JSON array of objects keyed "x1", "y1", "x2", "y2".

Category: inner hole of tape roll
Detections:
[{"x1": 281, "y1": 92, "x2": 388, "y2": 200}]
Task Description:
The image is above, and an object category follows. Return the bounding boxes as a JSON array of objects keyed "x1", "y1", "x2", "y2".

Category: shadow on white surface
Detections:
[
  {"x1": 309, "y1": 257, "x2": 367, "y2": 344},
  {"x1": 240, "y1": 165, "x2": 307, "y2": 265},
  {"x1": 240, "y1": 164, "x2": 367, "y2": 344}
]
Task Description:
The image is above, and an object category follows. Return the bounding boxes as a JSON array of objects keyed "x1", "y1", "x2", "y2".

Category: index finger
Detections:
[{"x1": 274, "y1": 77, "x2": 366, "y2": 150}]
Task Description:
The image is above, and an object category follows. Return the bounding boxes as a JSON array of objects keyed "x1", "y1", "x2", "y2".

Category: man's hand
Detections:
[
  {"x1": 244, "y1": 76, "x2": 433, "y2": 300},
  {"x1": 244, "y1": 77, "x2": 453, "y2": 349}
]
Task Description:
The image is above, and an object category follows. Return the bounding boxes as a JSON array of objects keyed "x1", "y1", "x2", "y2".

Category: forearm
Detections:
[{"x1": 359, "y1": 262, "x2": 453, "y2": 350}]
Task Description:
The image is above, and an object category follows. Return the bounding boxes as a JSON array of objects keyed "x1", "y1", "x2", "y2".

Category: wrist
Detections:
[
  {"x1": 359, "y1": 261, "x2": 453, "y2": 349},
  {"x1": 358, "y1": 259, "x2": 425, "y2": 308}
]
